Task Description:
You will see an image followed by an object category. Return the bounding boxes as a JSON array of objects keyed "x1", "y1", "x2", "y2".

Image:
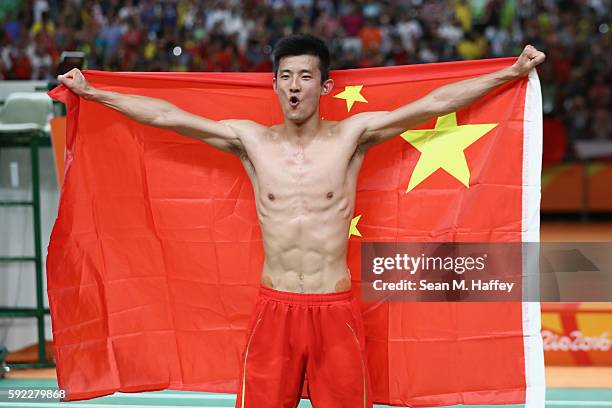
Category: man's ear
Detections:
[
  {"x1": 321, "y1": 78, "x2": 334, "y2": 96},
  {"x1": 272, "y1": 76, "x2": 277, "y2": 93}
]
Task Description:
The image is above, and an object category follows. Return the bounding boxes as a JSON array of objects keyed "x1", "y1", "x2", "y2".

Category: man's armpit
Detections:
[
  {"x1": 341, "y1": 111, "x2": 388, "y2": 144},
  {"x1": 198, "y1": 135, "x2": 244, "y2": 155}
]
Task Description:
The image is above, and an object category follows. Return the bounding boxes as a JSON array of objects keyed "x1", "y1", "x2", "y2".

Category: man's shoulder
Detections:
[
  {"x1": 219, "y1": 119, "x2": 269, "y2": 136},
  {"x1": 336, "y1": 111, "x2": 388, "y2": 133},
  {"x1": 343, "y1": 111, "x2": 387, "y2": 122},
  {"x1": 219, "y1": 118, "x2": 265, "y2": 128},
  {"x1": 323, "y1": 119, "x2": 341, "y2": 131}
]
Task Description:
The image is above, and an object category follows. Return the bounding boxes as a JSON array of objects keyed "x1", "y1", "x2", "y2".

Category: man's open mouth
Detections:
[{"x1": 289, "y1": 96, "x2": 300, "y2": 108}]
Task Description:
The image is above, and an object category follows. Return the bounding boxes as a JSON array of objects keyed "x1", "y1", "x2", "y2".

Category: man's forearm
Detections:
[
  {"x1": 84, "y1": 87, "x2": 177, "y2": 127},
  {"x1": 430, "y1": 65, "x2": 520, "y2": 115}
]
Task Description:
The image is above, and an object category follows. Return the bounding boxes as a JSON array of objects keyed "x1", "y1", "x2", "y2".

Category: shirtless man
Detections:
[{"x1": 58, "y1": 34, "x2": 545, "y2": 408}]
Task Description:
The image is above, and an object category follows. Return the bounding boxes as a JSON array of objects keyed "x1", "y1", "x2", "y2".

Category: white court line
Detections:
[
  {"x1": 114, "y1": 391, "x2": 235, "y2": 399},
  {"x1": 546, "y1": 402, "x2": 612, "y2": 407},
  {"x1": 0, "y1": 404, "x2": 228, "y2": 408},
  {"x1": 0, "y1": 389, "x2": 236, "y2": 400}
]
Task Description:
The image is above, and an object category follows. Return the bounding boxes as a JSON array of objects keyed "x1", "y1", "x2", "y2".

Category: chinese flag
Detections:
[{"x1": 47, "y1": 58, "x2": 544, "y2": 406}]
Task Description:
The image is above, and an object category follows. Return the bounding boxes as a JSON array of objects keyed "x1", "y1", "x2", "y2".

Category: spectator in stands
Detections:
[
  {"x1": 8, "y1": 36, "x2": 32, "y2": 79},
  {"x1": 592, "y1": 108, "x2": 611, "y2": 141},
  {"x1": 27, "y1": 37, "x2": 52, "y2": 79}
]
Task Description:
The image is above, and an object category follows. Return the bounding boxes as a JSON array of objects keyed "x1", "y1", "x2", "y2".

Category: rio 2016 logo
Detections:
[{"x1": 542, "y1": 330, "x2": 611, "y2": 352}]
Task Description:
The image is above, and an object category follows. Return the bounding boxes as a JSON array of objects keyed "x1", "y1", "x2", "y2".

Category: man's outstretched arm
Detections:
[
  {"x1": 57, "y1": 68, "x2": 254, "y2": 154},
  {"x1": 352, "y1": 45, "x2": 546, "y2": 148}
]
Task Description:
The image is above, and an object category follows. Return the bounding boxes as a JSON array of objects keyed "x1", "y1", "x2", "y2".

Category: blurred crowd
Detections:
[{"x1": 0, "y1": 0, "x2": 610, "y2": 150}]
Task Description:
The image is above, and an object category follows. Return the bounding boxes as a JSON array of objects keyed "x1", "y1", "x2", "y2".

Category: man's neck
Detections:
[{"x1": 282, "y1": 111, "x2": 323, "y2": 142}]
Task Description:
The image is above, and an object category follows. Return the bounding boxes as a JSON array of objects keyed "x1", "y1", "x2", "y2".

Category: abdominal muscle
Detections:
[{"x1": 256, "y1": 189, "x2": 354, "y2": 293}]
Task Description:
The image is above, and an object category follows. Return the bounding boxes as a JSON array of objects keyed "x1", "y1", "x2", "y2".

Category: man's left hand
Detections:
[{"x1": 511, "y1": 45, "x2": 546, "y2": 77}]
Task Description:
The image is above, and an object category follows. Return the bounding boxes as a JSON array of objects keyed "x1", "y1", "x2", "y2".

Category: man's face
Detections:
[{"x1": 273, "y1": 55, "x2": 333, "y2": 125}]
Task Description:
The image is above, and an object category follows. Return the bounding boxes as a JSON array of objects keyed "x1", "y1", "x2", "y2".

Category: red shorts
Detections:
[{"x1": 235, "y1": 285, "x2": 373, "y2": 408}]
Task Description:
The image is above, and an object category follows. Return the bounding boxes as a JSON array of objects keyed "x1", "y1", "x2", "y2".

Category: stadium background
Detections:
[{"x1": 0, "y1": 0, "x2": 611, "y2": 406}]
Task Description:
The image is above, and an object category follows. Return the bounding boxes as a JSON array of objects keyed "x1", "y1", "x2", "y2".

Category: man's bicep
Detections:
[
  {"x1": 165, "y1": 110, "x2": 248, "y2": 154},
  {"x1": 359, "y1": 99, "x2": 439, "y2": 147},
  {"x1": 166, "y1": 110, "x2": 238, "y2": 140}
]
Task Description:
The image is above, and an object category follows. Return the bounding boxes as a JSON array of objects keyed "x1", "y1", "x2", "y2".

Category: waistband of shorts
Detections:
[{"x1": 258, "y1": 285, "x2": 353, "y2": 304}]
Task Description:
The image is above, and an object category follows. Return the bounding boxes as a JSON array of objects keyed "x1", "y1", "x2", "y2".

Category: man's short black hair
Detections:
[{"x1": 272, "y1": 34, "x2": 331, "y2": 83}]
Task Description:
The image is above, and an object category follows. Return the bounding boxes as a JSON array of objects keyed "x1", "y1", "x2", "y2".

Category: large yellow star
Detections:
[
  {"x1": 401, "y1": 112, "x2": 498, "y2": 192},
  {"x1": 348, "y1": 214, "x2": 362, "y2": 238},
  {"x1": 334, "y1": 85, "x2": 368, "y2": 112}
]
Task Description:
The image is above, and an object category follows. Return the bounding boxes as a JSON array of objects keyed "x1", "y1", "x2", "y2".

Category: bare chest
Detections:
[{"x1": 244, "y1": 136, "x2": 361, "y2": 207}]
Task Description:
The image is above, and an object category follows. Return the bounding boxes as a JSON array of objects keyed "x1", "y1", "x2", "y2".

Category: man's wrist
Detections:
[
  {"x1": 504, "y1": 65, "x2": 522, "y2": 80},
  {"x1": 82, "y1": 87, "x2": 98, "y2": 101}
]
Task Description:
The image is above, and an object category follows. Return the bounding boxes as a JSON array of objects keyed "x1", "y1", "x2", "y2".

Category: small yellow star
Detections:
[
  {"x1": 401, "y1": 112, "x2": 498, "y2": 192},
  {"x1": 334, "y1": 85, "x2": 368, "y2": 112},
  {"x1": 348, "y1": 214, "x2": 363, "y2": 238}
]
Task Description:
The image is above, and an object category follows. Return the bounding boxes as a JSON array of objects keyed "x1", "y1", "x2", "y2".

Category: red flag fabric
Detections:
[{"x1": 47, "y1": 58, "x2": 544, "y2": 406}]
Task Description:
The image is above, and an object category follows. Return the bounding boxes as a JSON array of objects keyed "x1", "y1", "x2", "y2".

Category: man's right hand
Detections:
[{"x1": 57, "y1": 68, "x2": 93, "y2": 99}]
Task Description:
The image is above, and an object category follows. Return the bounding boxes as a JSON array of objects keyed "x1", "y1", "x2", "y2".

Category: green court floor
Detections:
[{"x1": 1, "y1": 379, "x2": 611, "y2": 407}]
